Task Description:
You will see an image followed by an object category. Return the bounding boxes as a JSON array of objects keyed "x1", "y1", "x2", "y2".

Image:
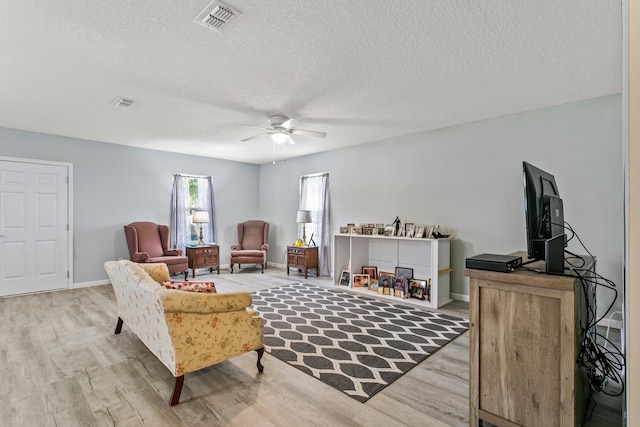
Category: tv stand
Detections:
[{"x1": 465, "y1": 255, "x2": 594, "y2": 426}]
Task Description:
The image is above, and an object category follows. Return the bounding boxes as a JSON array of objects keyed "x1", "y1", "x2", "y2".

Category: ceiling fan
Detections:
[{"x1": 238, "y1": 115, "x2": 327, "y2": 145}]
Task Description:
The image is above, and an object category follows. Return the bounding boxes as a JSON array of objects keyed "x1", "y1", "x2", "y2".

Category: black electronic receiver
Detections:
[{"x1": 465, "y1": 253, "x2": 523, "y2": 273}]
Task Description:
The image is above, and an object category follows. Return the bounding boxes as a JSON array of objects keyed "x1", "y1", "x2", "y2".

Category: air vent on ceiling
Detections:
[
  {"x1": 112, "y1": 97, "x2": 137, "y2": 108},
  {"x1": 195, "y1": 1, "x2": 241, "y2": 32}
]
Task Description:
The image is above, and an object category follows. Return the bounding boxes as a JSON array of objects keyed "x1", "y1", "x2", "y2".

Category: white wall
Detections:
[
  {"x1": 0, "y1": 128, "x2": 260, "y2": 284},
  {"x1": 0, "y1": 94, "x2": 622, "y2": 317},
  {"x1": 259, "y1": 94, "x2": 623, "y2": 314}
]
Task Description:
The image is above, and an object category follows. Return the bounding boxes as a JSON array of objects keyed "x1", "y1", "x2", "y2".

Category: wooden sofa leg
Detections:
[
  {"x1": 256, "y1": 347, "x2": 265, "y2": 373},
  {"x1": 115, "y1": 317, "x2": 123, "y2": 334},
  {"x1": 170, "y1": 375, "x2": 184, "y2": 406},
  {"x1": 183, "y1": 270, "x2": 188, "y2": 281},
  {"x1": 230, "y1": 263, "x2": 234, "y2": 273}
]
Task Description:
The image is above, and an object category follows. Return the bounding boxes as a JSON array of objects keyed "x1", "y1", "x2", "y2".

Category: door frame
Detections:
[{"x1": 0, "y1": 155, "x2": 73, "y2": 289}]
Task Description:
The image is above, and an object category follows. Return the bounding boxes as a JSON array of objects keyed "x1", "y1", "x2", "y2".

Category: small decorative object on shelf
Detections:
[
  {"x1": 362, "y1": 266, "x2": 378, "y2": 279},
  {"x1": 353, "y1": 274, "x2": 370, "y2": 288},
  {"x1": 409, "y1": 279, "x2": 430, "y2": 301},
  {"x1": 339, "y1": 270, "x2": 351, "y2": 286},
  {"x1": 404, "y1": 223, "x2": 414, "y2": 237},
  {"x1": 338, "y1": 221, "x2": 449, "y2": 239},
  {"x1": 393, "y1": 276, "x2": 409, "y2": 298},
  {"x1": 395, "y1": 266, "x2": 414, "y2": 280},
  {"x1": 393, "y1": 216, "x2": 401, "y2": 236}
]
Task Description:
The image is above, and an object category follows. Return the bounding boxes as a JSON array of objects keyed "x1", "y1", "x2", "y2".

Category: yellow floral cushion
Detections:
[
  {"x1": 139, "y1": 263, "x2": 171, "y2": 284},
  {"x1": 162, "y1": 280, "x2": 217, "y2": 293}
]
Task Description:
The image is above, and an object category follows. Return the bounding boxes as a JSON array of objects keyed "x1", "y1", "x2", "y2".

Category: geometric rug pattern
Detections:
[{"x1": 251, "y1": 283, "x2": 468, "y2": 402}]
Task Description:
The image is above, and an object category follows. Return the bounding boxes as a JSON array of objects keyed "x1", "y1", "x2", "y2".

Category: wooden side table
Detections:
[
  {"x1": 186, "y1": 245, "x2": 220, "y2": 278},
  {"x1": 465, "y1": 256, "x2": 594, "y2": 427},
  {"x1": 287, "y1": 246, "x2": 319, "y2": 279}
]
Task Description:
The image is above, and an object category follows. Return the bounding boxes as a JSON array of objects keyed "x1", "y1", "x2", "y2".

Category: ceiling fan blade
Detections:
[
  {"x1": 241, "y1": 133, "x2": 267, "y2": 142},
  {"x1": 237, "y1": 124, "x2": 270, "y2": 130},
  {"x1": 281, "y1": 118, "x2": 300, "y2": 129},
  {"x1": 290, "y1": 128, "x2": 327, "y2": 138}
]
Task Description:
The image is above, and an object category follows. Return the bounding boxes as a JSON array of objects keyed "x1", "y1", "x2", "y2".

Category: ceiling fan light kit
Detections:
[
  {"x1": 239, "y1": 114, "x2": 327, "y2": 145},
  {"x1": 271, "y1": 132, "x2": 293, "y2": 145}
]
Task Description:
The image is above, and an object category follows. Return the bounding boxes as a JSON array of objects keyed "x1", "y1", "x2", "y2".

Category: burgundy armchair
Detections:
[
  {"x1": 230, "y1": 220, "x2": 269, "y2": 273},
  {"x1": 124, "y1": 222, "x2": 188, "y2": 280}
]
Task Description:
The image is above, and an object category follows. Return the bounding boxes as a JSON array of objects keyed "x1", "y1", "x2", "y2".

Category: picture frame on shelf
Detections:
[
  {"x1": 415, "y1": 225, "x2": 425, "y2": 238},
  {"x1": 362, "y1": 266, "x2": 378, "y2": 280},
  {"x1": 395, "y1": 266, "x2": 414, "y2": 280},
  {"x1": 353, "y1": 274, "x2": 370, "y2": 288},
  {"x1": 369, "y1": 279, "x2": 379, "y2": 291},
  {"x1": 393, "y1": 276, "x2": 409, "y2": 297},
  {"x1": 378, "y1": 275, "x2": 392, "y2": 289},
  {"x1": 340, "y1": 226, "x2": 349, "y2": 234},
  {"x1": 379, "y1": 271, "x2": 394, "y2": 278},
  {"x1": 405, "y1": 223, "x2": 415, "y2": 238},
  {"x1": 339, "y1": 270, "x2": 351, "y2": 286},
  {"x1": 409, "y1": 279, "x2": 428, "y2": 300},
  {"x1": 384, "y1": 225, "x2": 395, "y2": 236}
]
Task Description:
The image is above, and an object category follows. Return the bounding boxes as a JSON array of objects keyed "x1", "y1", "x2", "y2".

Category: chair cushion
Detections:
[
  {"x1": 231, "y1": 250, "x2": 264, "y2": 257},
  {"x1": 148, "y1": 255, "x2": 188, "y2": 266},
  {"x1": 162, "y1": 281, "x2": 217, "y2": 293}
]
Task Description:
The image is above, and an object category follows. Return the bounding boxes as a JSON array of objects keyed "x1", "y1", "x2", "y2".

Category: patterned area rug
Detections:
[{"x1": 251, "y1": 283, "x2": 468, "y2": 402}]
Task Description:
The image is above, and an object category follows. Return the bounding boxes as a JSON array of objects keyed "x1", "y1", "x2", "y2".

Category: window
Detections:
[
  {"x1": 299, "y1": 172, "x2": 330, "y2": 276},
  {"x1": 170, "y1": 174, "x2": 216, "y2": 250}
]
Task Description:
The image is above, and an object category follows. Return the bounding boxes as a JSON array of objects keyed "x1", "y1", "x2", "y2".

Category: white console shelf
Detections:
[{"x1": 333, "y1": 234, "x2": 452, "y2": 308}]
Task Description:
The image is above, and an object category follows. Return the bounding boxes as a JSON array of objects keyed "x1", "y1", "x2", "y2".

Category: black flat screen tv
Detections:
[{"x1": 522, "y1": 161, "x2": 566, "y2": 274}]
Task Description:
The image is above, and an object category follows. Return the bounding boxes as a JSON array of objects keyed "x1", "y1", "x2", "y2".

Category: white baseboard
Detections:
[
  {"x1": 73, "y1": 279, "x2": 110, "y2": 289},
  {"x1": 450, "y1": 292, "x2": 470, "y2": 302},
  {"x1": 268, "y1": 261, "x2": 285, "y2": 269}
]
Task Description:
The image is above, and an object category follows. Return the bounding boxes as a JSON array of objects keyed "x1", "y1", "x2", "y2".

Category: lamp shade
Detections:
[
  {"x1": 296, "y1": 210, "x2": 312, "y2": 223},
  {"x1": 192, "y1": 211, "x2": 210, "y2": 224}
]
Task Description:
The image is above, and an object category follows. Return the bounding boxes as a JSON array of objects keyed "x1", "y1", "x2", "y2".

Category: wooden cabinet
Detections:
[
  {"x1": 465, "y1": 258, "x2": 594, "y2": 427},
  {"x1": 333, "y1": 234, "x2": 452, "y2": 308},
  {"x1": 186, "y1": 245, "x2": 219, "y2": 278},
  {"x1": 286, "y1": 246, "x2": 319, "y2": 279}
]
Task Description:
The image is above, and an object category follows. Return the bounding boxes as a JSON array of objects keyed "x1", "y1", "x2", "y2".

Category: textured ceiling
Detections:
[{"x1": 0, "y1": 1, "x2": 621, "y2": 164}]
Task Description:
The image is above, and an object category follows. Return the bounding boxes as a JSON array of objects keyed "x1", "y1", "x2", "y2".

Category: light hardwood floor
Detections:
[{"x1": 0, "y1": 265, "x2": 622, "y2": 426}]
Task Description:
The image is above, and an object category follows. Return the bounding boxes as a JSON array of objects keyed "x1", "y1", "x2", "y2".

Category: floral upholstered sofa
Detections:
[{"x1": 104, "y1": 260, "x2": 264, "y2": 405}]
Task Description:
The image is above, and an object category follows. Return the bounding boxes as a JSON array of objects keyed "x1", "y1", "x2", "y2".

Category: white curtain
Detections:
[
  {"x1": 170, "y1": 174, "x2": 216, "y2": 251},
  {"x1": 299, "y1": 172, "x2": 330, "y2": 276}
]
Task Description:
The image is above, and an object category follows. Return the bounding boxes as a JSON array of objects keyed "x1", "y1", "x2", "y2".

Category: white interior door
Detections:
[{"x1": 0, "y1": 159, "x2": 70, "y2": 296}]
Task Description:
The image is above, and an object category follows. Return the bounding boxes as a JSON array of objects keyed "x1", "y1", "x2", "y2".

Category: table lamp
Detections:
[
  {"x1": 296, "y1": 210, "x2": 312, "y2": 246},
  {"x1": 192, "y1": 210, "x2": 210, "y2": 246}
]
